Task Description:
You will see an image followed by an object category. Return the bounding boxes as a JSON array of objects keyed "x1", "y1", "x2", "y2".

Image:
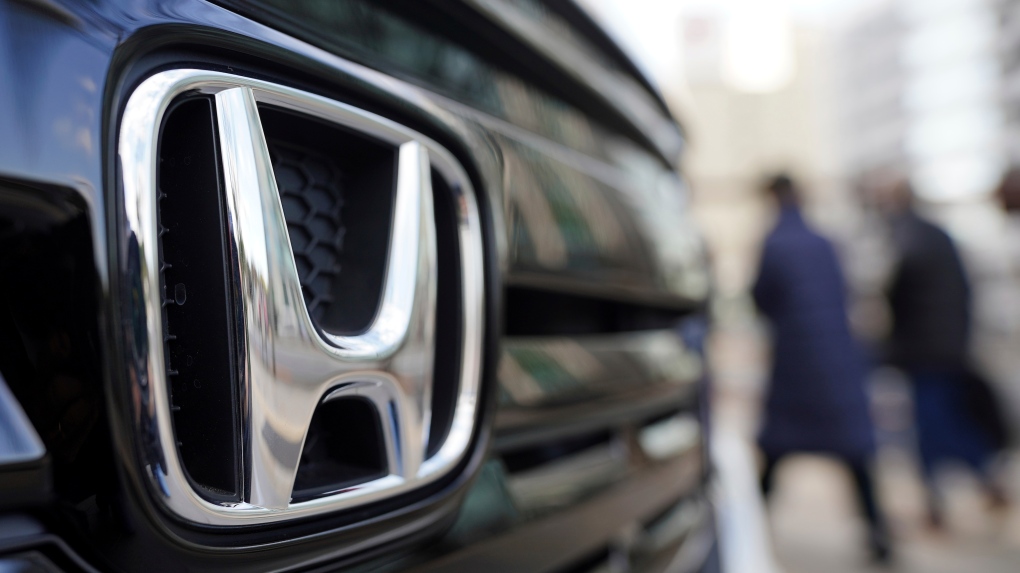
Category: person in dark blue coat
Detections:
[{"x1": 753, "y1": 174, "x2": 890, "y2": 562}]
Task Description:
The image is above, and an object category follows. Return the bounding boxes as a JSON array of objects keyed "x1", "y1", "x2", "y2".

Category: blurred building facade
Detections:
[
  {"x1": 677, "y1": 8, "x2": 850, "y2": 300},
  {"x1": 837, "y1": 0, "x2": 1004, "y2": 202},
  {"x1": 832, "y1": 2, "x2": 908, "y2": 178},
  {"x1": 999, "y1": 0, "x2": 1020, "y2": 161}
]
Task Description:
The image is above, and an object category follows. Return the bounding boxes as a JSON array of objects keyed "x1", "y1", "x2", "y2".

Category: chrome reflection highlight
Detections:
[
  {"x1": 0, "y1": 373, "x2": 45, "y2": 466},
  {"x1": 498, "y1": 330, "x2": 702, "y2": 409},
  {"x1": 506, "y1": 435, "x2": 629, "y2": 514},
  {"x1": 119, "y1": 69, "x2": 484, "y2": 525}
]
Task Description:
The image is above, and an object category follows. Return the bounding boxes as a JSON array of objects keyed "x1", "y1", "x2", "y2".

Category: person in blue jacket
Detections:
[{"x1": 752, "y1": 174, "x2": 891, "y2": 563}]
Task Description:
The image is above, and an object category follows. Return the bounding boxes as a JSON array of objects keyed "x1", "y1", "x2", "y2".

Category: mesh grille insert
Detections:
[
  {"x1": 268, "y1": 141, "x2": 345, "y2": 325},
  {"x1": 259, "y1": 105, "x2": 396, "y2": 335}
]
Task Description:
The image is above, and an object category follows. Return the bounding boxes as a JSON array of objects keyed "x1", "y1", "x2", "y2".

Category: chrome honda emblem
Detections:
[{"x1": 119, "y1": 70, "x2": 484, "y2": 525}]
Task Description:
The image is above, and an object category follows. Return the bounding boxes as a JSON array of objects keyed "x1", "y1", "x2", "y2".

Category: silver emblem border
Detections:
[{"x1": 119, "y1": 69, "x2": 484, "y2": 525}]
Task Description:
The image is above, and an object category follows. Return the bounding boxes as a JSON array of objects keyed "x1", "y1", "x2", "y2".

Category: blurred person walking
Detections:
[
  {"x1": 882, "y1": 178, "x2": 1007, "y2": 529},
  {"x1": 995, "y1": 166, "x2": 1020, "y2": 214},
  {"x1": 753, "y1": 174, "x2": 892, "y2": 563}
]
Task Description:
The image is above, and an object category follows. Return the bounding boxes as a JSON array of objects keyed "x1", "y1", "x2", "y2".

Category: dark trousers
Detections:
[
  {"x1": 760, "y1": 453, "x2": 890, "y2": 557},
  {"x1": 909, "y1": 368, "x2": 1000, "y2": 523},
  {"x1": 910, "y1": 368, "x2": 996, "y2": 478}
]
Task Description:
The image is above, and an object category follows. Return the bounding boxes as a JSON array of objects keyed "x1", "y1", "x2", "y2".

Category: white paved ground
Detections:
[
  {"x1": 767, "y1": 452, "x2": 1020, "y2": 573},
  {"x1": 710, "y1": 322, "x2": 1020, "y2": 573}
]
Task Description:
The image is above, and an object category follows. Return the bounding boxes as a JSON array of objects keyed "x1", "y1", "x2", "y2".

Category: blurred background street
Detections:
[
  {"x1": 580, "y1": 0, "x2": 1020, "y2": 570},
  {"x1": 710, "y1": 316, "x2": 1020, "y2": 572}
]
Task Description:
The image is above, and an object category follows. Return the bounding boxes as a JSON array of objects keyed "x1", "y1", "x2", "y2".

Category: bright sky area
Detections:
[{"x1": 577, "y1": 0, "x2": 886, "y2": 93}]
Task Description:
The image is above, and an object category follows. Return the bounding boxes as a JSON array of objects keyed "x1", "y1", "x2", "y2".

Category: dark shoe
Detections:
[
  {"x1": 986, "y1": 482, "x2": 1009, "y2": 513},
  {"x1": 925, "y1": 506, "x2": 946, "y2": 533},
  {"x1": 869, "y1": 529, "x2": 895, "y2": 567},
  {"x1": 870, "y1": 543, "x2": 894, "y2": 567}
]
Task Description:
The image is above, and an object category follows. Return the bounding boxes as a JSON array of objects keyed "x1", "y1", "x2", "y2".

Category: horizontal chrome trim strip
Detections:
[
  {"x1": 499, "y1": 330, "x2": 702, "y2": 409},
  {"x1": 505, "y1": 434, "x2": 629, "y2": 514},
  {"x1": 639, "y1": 500, "x2": 716, "y2": 573},
  {"x1": 490, "y1": 127, "x2": 709, "y2": 305},
  {"x1": 495, "y1": 385, "x2": 693, "y2": 453},
  {"x1": 636, "y1": 496, "x2": 712, "y2": 561},
  {"x1": 421, "y1": 93, "x2": 710, "y2": 309},
  {"x1": 494, "y1": 330, "x2": 702, "y2": 450},
  {"x1": 461, "y1": 0, "x2": 684, "y2": 165},
  {"x1": 504, "y1": 273, "x2": 708, "y2": 313},
  {"x1": 404, "y1": 452, "x2": 704, "y2": 573}
]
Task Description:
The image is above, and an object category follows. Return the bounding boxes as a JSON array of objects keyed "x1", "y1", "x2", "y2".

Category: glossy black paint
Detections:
[
  {"x1": 0, "y1": 0, "x2": 713, "y2": 571},
  {"x1": 0, "y1": 180, "x2": 104, "y2": 513}
]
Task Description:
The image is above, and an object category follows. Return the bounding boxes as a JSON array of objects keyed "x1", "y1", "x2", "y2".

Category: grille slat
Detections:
[{"x1": 157, "y1": 96, "x2": 241, "y2": 501}]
